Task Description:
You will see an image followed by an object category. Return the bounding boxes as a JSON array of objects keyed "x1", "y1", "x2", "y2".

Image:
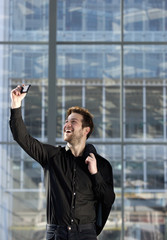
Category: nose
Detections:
[{"x1": 65, "y1": 121, "x2": 72, "y2": 128}]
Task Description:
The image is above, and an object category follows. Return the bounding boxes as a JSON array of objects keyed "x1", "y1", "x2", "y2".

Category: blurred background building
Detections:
[{"x1": 0, "y1": 0, "x2": 167, "y2": 239}]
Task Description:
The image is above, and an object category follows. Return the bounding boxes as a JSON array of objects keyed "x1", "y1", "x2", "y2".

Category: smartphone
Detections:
[{"x1": 21, "y1": 85, "x2": 31, "y2": 93}]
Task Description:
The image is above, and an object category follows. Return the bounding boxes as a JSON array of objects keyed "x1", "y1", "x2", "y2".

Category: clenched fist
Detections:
[
  {"x1": 11, "y1": 85, "x2": 27, "y2": 109},
  {"x1": 85, "y1": 153, "x2": 98, "y2": 175}
]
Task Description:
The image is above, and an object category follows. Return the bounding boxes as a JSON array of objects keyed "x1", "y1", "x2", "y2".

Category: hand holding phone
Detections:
[
  {"x1": 21, "y1": 85, "x2": 31, "y2": 93},
  {"x1": 11, "y1": 84, "x2": 31, "y2": 109}
]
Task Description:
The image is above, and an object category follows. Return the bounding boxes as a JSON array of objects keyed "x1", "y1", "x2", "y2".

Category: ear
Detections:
[{"x1": 84, "y1": 127, "x2": 90, "y2": 137}]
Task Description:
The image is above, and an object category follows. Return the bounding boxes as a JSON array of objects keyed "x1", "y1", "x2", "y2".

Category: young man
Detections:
[{"x1": 10, "y1": 85, "x2": 115, "y2": 240}]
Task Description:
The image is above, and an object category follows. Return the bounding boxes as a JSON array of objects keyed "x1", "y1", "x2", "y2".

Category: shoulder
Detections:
[
  {"x1": 43, "y1": 144, "x2": 65, "y2": 158},
  {"x1": 95, "y1": 153, "x2": 113, "y2": 176},
  {"x1": 96, "y1": 154, "x2": 111, "y2": 167}
]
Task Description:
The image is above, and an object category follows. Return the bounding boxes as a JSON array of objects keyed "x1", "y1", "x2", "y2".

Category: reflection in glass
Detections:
[
  {"x1": 124, "y1": 0, "x2": 167, "y2": 41},
  {"x1": 65, "y1": 53, "x2": 82, "y2": 78},
  {"x1": 125, "y1": 87, "x2": 143, "y2": 138},
  {"x1": 0, "y1": 144, "x2": 45, "y2": 240},
  {"x1": 86, "y1": 86, "x2": 102, "y2": 138},
  {"x1": 105, "y1": 87, "x2": 120, "y2": 138},
  {"x1": 147, "y1": 162, "x2": 164, "y2": 189},
  {"x1": 11, "y1": 192, "x2": 46, "y2": 239},
  {"x1": 57, "y1": 0, "x2": 121, "y2": 41},
  {"x1": 0, "y1": 0, "x2": 49, "y2": 41},
  {"x1": 146, "y1": 87, "x2": 163, "y2": 138},
  {"x1": 56, "y1": 45, "x2": 120, "y2": 140},
  {"x1": 2, "y1": 45, "x2": 49, "y2": 140},
  {"x1": 124, "y1": 145, "x2": 167, "y2": 240},
  {"x1": 1, "y1": 1, "x2": 167, "y2": 239},
  {"x1": 124, "y1": 45, "x2": 167, "y2": 140},
  {"x1": 23, "y1": 161, "x2": 42, "y2": 189},
  {"x1": 125, "y1": 162, "x2": 143, "y2": 189},
  {"x1": 124, "y1": 45, "x2": 167, "y2": 81},
  {"x1": 8, "y1": 145, "x2": 43, "y2": 189}
]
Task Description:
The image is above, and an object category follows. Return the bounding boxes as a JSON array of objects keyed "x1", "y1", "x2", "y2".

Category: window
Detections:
[{"x1": 0, "y1": 1, "x2": 167, "y2": 240}]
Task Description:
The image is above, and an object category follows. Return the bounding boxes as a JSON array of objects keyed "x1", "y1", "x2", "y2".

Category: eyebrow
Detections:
[
  {"x1": 66, "y1": 117, "x2": 79, "y2": 122},
  {"x1": 70, "y1": 118, "x2": 79, "y2": 121}
]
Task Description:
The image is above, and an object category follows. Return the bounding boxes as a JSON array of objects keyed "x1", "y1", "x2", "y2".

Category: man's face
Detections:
[{"x1": 63, "y1": 112, "x2": 89, "y2": 144}]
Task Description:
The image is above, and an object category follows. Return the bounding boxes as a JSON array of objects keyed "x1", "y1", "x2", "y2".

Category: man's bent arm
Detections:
[{"x1": 91, "y1": 157, "x2": 115, "y2": 207}]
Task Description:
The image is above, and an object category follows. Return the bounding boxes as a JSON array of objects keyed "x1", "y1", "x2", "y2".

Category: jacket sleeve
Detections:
[
  {"x1": 91, "y1": 155, "x2": 115, "y2": 207},
  {"x1": 9, "y1": 107, "x2": 51, "y2": 167},
  {"x1": 91, "y1": 155, "x2": 115, "y2": 235}
]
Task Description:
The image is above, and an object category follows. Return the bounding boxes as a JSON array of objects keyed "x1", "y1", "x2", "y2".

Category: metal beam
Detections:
[
  {"x1": 48, "y1": 0, "x2": 57, "y2": 144},
  {"x1": 0, "y1": 41, "x2": 166, "y2": 46},
  {"x1": 120, "y1": 0, "x2": 125, "y2": 239}
]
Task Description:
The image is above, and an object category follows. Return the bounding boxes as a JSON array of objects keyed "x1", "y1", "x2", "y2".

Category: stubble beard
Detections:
[{"x1": 64, "y1": 129, "x2": 84, "y2": 145}]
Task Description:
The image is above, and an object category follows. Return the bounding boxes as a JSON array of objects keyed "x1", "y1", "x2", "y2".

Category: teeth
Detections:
[{"x1": 66, "y1": 130, "x2": 72, "y2": 133}]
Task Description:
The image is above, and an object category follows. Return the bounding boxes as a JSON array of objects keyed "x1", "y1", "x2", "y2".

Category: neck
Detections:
[{"x1": 67, "y1": 142, "x2": 86, "y2": 157}]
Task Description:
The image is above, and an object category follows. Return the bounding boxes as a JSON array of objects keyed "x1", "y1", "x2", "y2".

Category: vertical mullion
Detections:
[
  {"x1": 102, "y1": 84, "x2": 106, "y2": 139},
  {"x1": 41, "y1": 78, "x2": 45, "y2": 140},
  {"x1": 120, "y1": 0, "x2": 124, "y2": 240},
  {"x1": 82, "y1": 79, "x2": 85, "y2": 108},
  {"x1": 62, "y1": 85, "x2": 66, "y2": 138},
  {"x1": 82, "y1": 51, "x2": 86, "y2": 108},
  {"x1": 163, "y1": 81, "x2": 166, "y2": 140},
  {"x1": 143, "y1": 80, "x2": 146, "y2": 140},
  {"x1": 48, "y1": 0, "x2": 57, "y2": 144}
]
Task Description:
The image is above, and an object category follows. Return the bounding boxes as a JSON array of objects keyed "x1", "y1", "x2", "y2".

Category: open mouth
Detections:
[{"x1": 65, "y1": 129, "x2": 73, "y2": 133}]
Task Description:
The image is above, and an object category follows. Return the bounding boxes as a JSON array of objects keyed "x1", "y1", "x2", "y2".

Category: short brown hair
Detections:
[{"x1": 66, "y1": 106, "x2": 94, "y2": 139}]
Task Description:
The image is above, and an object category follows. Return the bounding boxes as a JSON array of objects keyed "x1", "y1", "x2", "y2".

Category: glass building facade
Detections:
[{"x1": 0, "y1": 0, "x2": 167, "y2": 239}]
